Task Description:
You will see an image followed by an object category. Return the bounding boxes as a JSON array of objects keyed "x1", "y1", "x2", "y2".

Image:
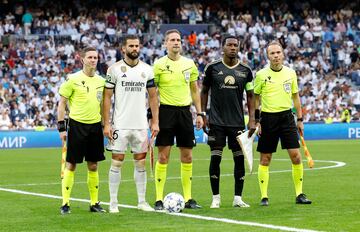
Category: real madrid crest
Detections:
[
  {"x1": 121, "y1": 66, "x2": 127, "y2": 73},
  {"x1": 141, "y1": 72, "x2": 146, "y2": 78}
]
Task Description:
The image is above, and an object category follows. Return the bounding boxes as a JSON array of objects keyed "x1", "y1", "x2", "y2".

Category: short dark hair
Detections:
[
  {"x1": 121, "y1": 35, "x2": 140, "y2": 46},
  {"x1": 222, "y1": 35, "x2": 239, "y2": 47},
  {"x1": 80, "y1": 47, "x2": 97, "y2": 58},
  {"x1": 165, "y1": 29, "x2": 181, "y2": 41}
]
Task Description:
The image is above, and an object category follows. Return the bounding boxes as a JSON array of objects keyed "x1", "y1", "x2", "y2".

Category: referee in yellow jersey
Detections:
[
  {"x1": 254, "y1": 41, "x2": 312, "y2": 206},
  {"x1": 57, "y1": 47, "x2": 106, "y2": 214},
  {"x1": 153, "y1": 29, "x2": 204, "y2": 210}
]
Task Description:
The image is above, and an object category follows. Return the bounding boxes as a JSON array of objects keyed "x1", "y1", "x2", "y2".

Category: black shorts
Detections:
[
  {"x1": 257, "y1": 110, "x2": 300, "y2": 153},
  {"x1": 155, "y1": 104, "x2": 195, "y2": 147},
  {"x1": 207, "y1": 124, "x2": 244, "y2": 151},
  {"x1": 66, "y1": 118, "x2": 105, "y2": 164}
]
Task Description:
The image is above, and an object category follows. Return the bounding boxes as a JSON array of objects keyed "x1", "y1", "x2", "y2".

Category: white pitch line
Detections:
[
  {"x1": 0, "y1": 187, "x2": 320, "y2": 232},
  {"x1": 0, "y1": 159, "x2": 345, "y2": 187}
]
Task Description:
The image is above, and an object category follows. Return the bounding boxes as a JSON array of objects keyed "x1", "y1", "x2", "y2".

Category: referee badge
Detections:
[
  {"x1": 121, "y1": 66, "x2": 127, "y2": 73},
  {"x1": 184, "y1": 71, "x2": 190, "y2": 82},
  {"x1": 96, "y1": 91, "x2": 103, "y2": 102},
  {"x1": 283, "y1": 83, "x2": 291, "y2": 93}
]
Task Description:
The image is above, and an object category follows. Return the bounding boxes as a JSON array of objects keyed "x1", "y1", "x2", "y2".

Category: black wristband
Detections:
[
  {"x1": 255, "y1": 109, "x2": 260, "y2": 122},
  {"x1": 297, "y1": 117, "x2": 303, "y2": 122},
  {"x1": 147, "y1": 108, "x2": 152, "y2": 120},
  {"x1": 197, "y1": 112, "x2": 206, "y2": 117},
  {"x1": 57, "y1": 121, "x2": 66, "y2": 132}
]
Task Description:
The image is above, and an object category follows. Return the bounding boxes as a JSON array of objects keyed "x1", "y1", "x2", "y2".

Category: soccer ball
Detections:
[{"x1": 163, "y1": 192, "x2": 185, "y2": 213}]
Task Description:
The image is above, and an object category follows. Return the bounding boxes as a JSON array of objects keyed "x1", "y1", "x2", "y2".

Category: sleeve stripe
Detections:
[
  {"x1": 59, "y1": 94, "x2": 69, "y2": 99},
  {"x1": 106, "y1": 80, "x2": 116, "y2": 85}
]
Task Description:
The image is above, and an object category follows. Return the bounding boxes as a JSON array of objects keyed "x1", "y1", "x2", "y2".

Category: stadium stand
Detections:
[{"x1": 0, "y1": 0, "x2": 359, "y2": 129}]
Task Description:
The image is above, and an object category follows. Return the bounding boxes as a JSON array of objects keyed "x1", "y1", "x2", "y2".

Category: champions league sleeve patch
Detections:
[{"x1": 105, "y1": 74, "x2": 114, "y2": 84}]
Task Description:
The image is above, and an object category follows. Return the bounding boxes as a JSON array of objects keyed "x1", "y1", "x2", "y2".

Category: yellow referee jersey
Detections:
[
  {"x1": 59, "y1": 70, "x2": 105, "y2": 124},
  {"x1": 153, "y1": 55, "x2": 199, "y2": 106},
  {"x1": 254, "y1": 66, "x2": 298, "y2": 113}
]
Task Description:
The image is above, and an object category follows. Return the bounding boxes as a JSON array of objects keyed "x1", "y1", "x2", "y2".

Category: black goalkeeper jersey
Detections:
[{"x1": 202, "y1": 59, "x2": 253, "y2": 127}]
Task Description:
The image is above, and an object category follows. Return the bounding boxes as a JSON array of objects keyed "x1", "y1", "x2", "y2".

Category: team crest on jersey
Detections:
[
  {"x1": 220, "y1": 75, "x2": 237, "y2": 89},
  {"x1": 96, "y1": 91, "x2": 103, "y2": 102},
  {"x1": 121, "y1": 66, "x2": 127, "y2": 73},
  {"x1": 283, "y1": 83, "x2": 291, "y2": 93},
  {"x1": 184, "y1": 71, "x2": 190, "y2": 82},
  {"x1": 141, "y1": 72, "x2": 146, "y2": 78},
  {"x1": 224, "y1": 75, "x2": 235, "y2": 85},
  {"x1": 234, "y1": 70, "x2": 246, "y2": 78}
]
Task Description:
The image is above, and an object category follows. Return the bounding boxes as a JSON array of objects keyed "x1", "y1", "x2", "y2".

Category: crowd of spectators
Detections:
[{"x1": 0, "y1": 0, "x2": 360, "y2": 130}]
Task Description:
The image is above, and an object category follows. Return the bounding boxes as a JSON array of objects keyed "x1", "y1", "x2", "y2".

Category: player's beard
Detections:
[{"x1": 127, "y1": 51, "x2": 139, "y2": 60}]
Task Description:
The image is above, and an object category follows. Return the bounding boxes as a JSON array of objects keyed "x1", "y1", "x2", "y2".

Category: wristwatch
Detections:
[{"x1": 197, "y1": 112, "x2": 206, "y2": 117}]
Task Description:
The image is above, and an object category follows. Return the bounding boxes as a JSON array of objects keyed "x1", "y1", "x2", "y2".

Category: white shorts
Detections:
[{"x1": 107, "y1": 129, "x2": 149, "y2": 154}]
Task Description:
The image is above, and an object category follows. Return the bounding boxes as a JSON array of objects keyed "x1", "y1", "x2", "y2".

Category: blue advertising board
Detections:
[{"x1": 0, "y1": 123, "x2": 359, "y2": 149}]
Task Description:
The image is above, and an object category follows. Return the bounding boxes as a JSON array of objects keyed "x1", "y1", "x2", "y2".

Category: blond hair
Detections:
[{"x1": 266, "y1": 40, "x2": 284, "y2": 54}]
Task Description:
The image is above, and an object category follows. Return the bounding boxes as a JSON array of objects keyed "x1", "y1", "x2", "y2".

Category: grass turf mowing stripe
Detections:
[
  {"x1": 0, "y1": 187, "x2": 322, "y2": 232},
  {"x1": 0, "y1": 159, "x2": 345, "y2": 187}
]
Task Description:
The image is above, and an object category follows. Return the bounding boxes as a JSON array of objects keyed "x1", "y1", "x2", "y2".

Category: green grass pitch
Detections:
[{"x1": 0, "y1": 140, "x2": 359, "y2": 232}]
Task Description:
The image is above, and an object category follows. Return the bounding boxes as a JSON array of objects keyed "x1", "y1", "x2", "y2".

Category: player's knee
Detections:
[
  {"x1": 209, "y1": 150, "x2": 222, "y2": 175},
  {"x1": 289, "y1": 149, "x2": 301, "y2": 164},
  {"x1": 158, "y1": 152, "x2": 169, "y2": 164},
  {"x1": 260, "y1": 153, "x2": 272, "y2": 166},
  {"x1": 291, "y1": 154, "x2": 302, "y2": 164},
  {"x1": 134, "y1": 159, "x2": 146, "y2": 171},
  {"x1": 210, "y1": 149, "x2": 223, "y2": 159},
  {"x1": 232, "y1": 150, "x2": 243, "y2": 157},
  {"x1": 87, "y1": 162, "x2": 98, "y2": 171},
  {"x1": 111, "y1": 159, "x2": 123, "y2": 171},
  {"x1": 180, "y1": 153, "x2": 192, "y2": 163},
  {"x1": 67, "y1": 162, "x2": 76, "y2": 171},
  {"x1": 180, "y1": 147, "x2": 193, "y2": 163}
]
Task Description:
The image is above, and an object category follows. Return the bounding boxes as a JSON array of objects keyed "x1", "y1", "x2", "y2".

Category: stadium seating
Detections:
[{"x1": 0, "y1": 1, "x2": 359, "y2": 129}]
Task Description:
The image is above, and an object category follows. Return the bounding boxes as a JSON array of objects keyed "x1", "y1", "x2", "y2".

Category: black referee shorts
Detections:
[
  {"x1": 257, "y1": 109, "x2": 300, "y2": 153},
  {"x1": 155, "y1": 104, "x2": 196, "y2": 148},
  {"x1": 66, "y1": 118, "x2": 105, "y2": 164}
]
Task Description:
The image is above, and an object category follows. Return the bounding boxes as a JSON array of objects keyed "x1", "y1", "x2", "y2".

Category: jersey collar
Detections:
[
  {"x1": 123, "y1": 59, "x2": 139, "y2": 68},
  {"x1": 221, "y1": 59, "x2": 240, "y2": 69}
]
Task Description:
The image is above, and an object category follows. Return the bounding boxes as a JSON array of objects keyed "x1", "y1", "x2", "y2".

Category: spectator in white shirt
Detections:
[
  {"x1": 208, "y1": 36, "x2": 220, "y2": 49},
  {"x1": 288, "y1": 31, "x2": 301, "y2": 47},
  {"x1": 0, "y1": 109, "x2": 12, "y2": 130}
]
